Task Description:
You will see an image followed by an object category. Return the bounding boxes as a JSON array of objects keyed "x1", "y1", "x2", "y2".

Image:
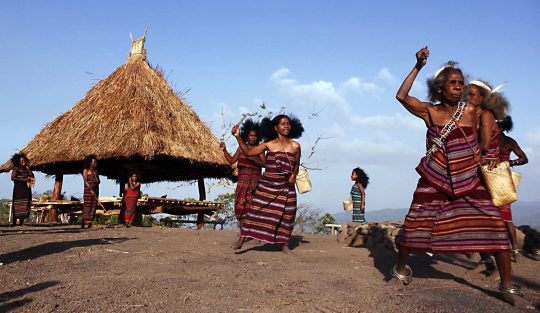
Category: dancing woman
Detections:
[
  {"x1": 10, "y1": 153, "x2": 34, "y2": 227},
  {"x1": 220, "y1": 118, "x2": 265, "y2": 248},
  {"x1": 467, "y1": 80, "x2": 516, "y2": 270},
  {"x1": 82, "y1": 155, "x2": 100, "y2": 229},
  {"x1": 231, "y1": 114, "x2": 304, "y2": 253},
  {"x1": 498, "y1": 116, "x2": 528, "y2": 260},
  {"x1": 387, "y1": 47, "x2": 532, "y2": 309},
  {"x1": 467, "y1": 79, "x2": 509, "y2": 170}
]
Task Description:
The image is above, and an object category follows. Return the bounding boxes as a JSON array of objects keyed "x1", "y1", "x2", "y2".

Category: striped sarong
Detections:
[
  {"x1": 401, "y1": 126, "x2": 510, "y2": 253},
  {"x1": 351, "y1": 184, "x2": 367, "y2": 224},
  {"x1": 122, "y1": 188, "x2": 139, "y2": 223},
  {"x1": 235, "y1": 154, "x2": 262, "y2": 220},
  {"x1": 240, "y1": 151, "x2": 297, "y2": 244},
  {"x1": 498, "y1": 151, "x2": 513, "y2": 222},
  {"x1": 12, "y1": 170, "x2": 31, "y2": 219},
  {"x1": 82, "y1": 172, "x2": 99, "y2": 222}
]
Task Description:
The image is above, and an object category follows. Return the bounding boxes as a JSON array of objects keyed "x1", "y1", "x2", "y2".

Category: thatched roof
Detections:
[{"x1": 0, "y1": 31, "x2": 233, "y2": 183}]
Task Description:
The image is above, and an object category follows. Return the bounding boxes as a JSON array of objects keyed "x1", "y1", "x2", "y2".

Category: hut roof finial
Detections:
[{"x1": 129, "y1": 27, "x2": 148, "y2": 58}]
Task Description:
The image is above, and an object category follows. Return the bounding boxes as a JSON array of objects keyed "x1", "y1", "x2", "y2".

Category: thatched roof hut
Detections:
[{"x1": 0, "y1": 31, "x2": 233, "y2": 183}]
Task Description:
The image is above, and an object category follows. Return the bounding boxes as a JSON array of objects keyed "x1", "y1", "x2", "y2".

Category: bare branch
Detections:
[
  {"x1": 303, "y1": 104, "x2": 325, "y2": 123},
  {"x1": 205, "y1": 178, "x2": 237, "y2": 192},
  {"x1": 300, "y1": 134, "x2": 331, "y2": 170},
  {"x1": 169, "y1": 180, "x2": 197, "y2": 190}
]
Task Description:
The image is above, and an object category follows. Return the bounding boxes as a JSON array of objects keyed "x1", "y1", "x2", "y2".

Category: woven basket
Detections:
[
  {"x1": 479, "y1": 161, "x2": 517, "y2": 207},
  {"x1": 295, "y1": 169, "x2": 312, "y2": 194},
  {"x1": 343, "y1": 199, "x2": 353, "y2": 212}
]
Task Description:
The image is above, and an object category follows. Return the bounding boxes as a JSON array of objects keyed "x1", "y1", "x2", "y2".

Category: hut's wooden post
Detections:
[
  {"x1": 119, "y1": 179, "x2": 127, "y2": 197},
  {"x1": 197, "y1": 176, "x2": 205, "y2": 229},
  {"x1": 118, "y1": 178, "x2": 127, "y2": 225},
  {"x1": 49, "y1": 174, "x2": 64, "y2": 222}
]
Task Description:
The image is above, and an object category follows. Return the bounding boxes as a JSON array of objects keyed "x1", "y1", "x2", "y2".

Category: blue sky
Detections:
[{"x1": 1, "y1": 1, "x2": 539, "y2": 216}]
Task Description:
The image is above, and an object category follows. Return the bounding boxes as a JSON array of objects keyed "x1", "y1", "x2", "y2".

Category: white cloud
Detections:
[
  {"x1": 270, "y1": 68, "x2": 290, "y2": 82},
  {"x1": 376, "y1": 67, "x2": 397, "y2": 84},
  {"x1": 339, "y1": 77, "x2": 383, "y2": 95},
  {"x1": 268, "y1": 67, "x2": 424, "y2": 132},
  {"x1": 350, "y1": 113, "x2": 425, "y2": 130}
]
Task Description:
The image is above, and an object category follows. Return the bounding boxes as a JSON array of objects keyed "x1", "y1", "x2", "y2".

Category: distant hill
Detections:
[{"x1": 333, "y1": 201, "x2": 540, "y2": 228}]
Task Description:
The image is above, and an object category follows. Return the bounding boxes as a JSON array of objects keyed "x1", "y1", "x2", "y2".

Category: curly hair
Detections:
[
  {"x1": 352, "y1": 167, "x2": 369, "y2": 189},
  {"x1": 426, "y1": 61, "x2": 465, "y2": 103},
  {"x1": 259, "y1": 114, "x2": 304, "y2": 141},
  {"x1": 472, "y1": 80, "x2": 511, "y2": 121},
  {"x1": 83, "y1": 154, "x2": 97, "y2": 169},
  {"x1": 11, "y1": 153, "x2": 29, "y2": 167},
  {"x1": 129, "y1": 169, "x2": 141, "y2": 178},
  {"x1": 497, "y1": 115, "x2": 514, "y2": 133},
  {"x1": 240, "y1": 118, "x2": 261, "y2": 145}
]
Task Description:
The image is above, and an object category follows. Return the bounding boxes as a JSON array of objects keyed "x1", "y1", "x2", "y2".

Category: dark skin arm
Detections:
[
  {"x1": 506, "y1": 137, "x2": 528, "y2": 166},
  {"x1": 232, "y1": 126, "x2": 269, "y2": 157},
  {"x1": 358, "y1": 183, "x2": 366, "y2": 212},
  {"x1": 246, "y1": 153, "x2": 266, "y2": 167},
  {"x1": 11, "y1": 167, "x2": 33, "y2": 182},
  {"x1": 128, "y1": 177, "x2": 141, "y2": 190},
  {"x1": 396, "y1": 47, "x2": 431, "y2": 126},
  {"x1": 287, "y1": 145, "x2": 301, "y2": 186},
  {"x1": 479, "y1": 110, "x2": 500, "y2": 170},
  {"x1": 220, "y1": 142, "x2": 240, "y2": 164}
]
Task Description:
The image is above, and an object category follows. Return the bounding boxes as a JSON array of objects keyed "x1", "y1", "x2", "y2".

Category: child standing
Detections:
[{"x1": 350, "y1": 167, "x2": 369, "y2": 225}]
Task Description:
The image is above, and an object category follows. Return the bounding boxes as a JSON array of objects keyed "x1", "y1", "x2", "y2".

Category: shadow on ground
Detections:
[
  {"x1": 0, "y1": 237, "x2": 133, "y2": 265},
  {"x1": 0, "y1": 281, "x2": 60, "y2": 312},
  {"x1": 234, "y1": 235, "x2": 308, "y2": 254}
]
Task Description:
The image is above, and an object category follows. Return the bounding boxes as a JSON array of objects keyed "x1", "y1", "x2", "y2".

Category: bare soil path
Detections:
[{"x1": 1, "y1": 225, "x2": 539, "y2": 312}]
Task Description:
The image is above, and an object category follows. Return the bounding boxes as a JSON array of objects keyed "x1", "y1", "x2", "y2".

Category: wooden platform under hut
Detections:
[{"x1": 30, "y1": 196, "x2": 225, "y2": 228}]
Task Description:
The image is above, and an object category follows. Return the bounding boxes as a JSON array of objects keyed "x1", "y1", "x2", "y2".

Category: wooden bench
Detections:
[
  {"x1": 325, "y1": 224, "x2": 343, "y2": 235},
  {"x1": 163, "y1": 219, "x2": 225, "y2": 230}
]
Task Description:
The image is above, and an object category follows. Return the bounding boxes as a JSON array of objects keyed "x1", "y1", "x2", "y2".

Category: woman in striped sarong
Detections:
[
  {"x1": 231, "y1": 114, "x2": 304, "y2": 253},
  {"x1": 468, "y1": 81, "x2": 521, "y2": 271},
  {"x1": 121, "y1": 171, "x2": 141, "y2": 227},
  {"x1": 220, "y1": 118, "x2": 265, "y2": 248},
  {"x1": 82, "y1": 155, "x2": 100, "y2": 229},
  {"x1": 497, "y1": 117, "x2": 528, "y2": 260},
  {"x1": 350, "y1": 167, "x2": 369, "y2": 225},
  {"x1": 387, "y1": 48, "x2": 532, "y2": 309},
  {"x1": 10, "y1": 153, "x2": 34, "y2": 227}
]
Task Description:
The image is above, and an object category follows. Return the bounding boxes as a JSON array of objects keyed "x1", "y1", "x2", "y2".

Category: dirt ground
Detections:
[{"x1": 0, "y1": 224, "x2": 539, "y2": 313}]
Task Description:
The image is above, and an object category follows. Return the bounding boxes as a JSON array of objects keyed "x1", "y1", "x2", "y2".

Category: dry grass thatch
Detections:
[{"x1": 0, "y1": 36, "x2": 233, "y2": 183}]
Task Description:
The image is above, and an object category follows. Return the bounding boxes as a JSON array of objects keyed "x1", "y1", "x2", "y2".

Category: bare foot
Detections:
[
  {"x1": 385, "y1": 277, "x2": 407, "y2": 290},
  {"x1": 501, "y1": 293, "x2": 535, "y2": 309},
  {"x1": 231, "y1": 241, "x2": 243, "y2": 250},
  {"x1": 485, "y1": 271, "x2": 500, "y2": 283},
  {"x1": 282, "y1": 245, "x2": 292, "y2": 254},
  {"x1": 466, "y1": 262, "x2": 495, "y2": 275}
]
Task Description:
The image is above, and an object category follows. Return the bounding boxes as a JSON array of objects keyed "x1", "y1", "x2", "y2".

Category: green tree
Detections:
[
  {"x1": 314, "y1": 213, "x2": 337, "y2": 235},
  {"x1": 294, "y1": 203, "x2": 322, "y2": 234},
  {"x1": 213, "y1": 193, "x2": 237, "y2": 229},
  {"x1": 0, "y1": 199, "x2": 10, "y2": 222}
]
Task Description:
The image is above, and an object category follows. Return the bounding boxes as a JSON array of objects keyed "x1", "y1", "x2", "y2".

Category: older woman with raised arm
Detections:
[
  {"x1": 220, "y1": 118, "x2": 265, "y2": 249},
  {"x1": 387, "y1": 47, "x2": 533, "y2": 309},
  {"x1": 230, "y1": 114, "x2": 304, "y2": 254}
]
